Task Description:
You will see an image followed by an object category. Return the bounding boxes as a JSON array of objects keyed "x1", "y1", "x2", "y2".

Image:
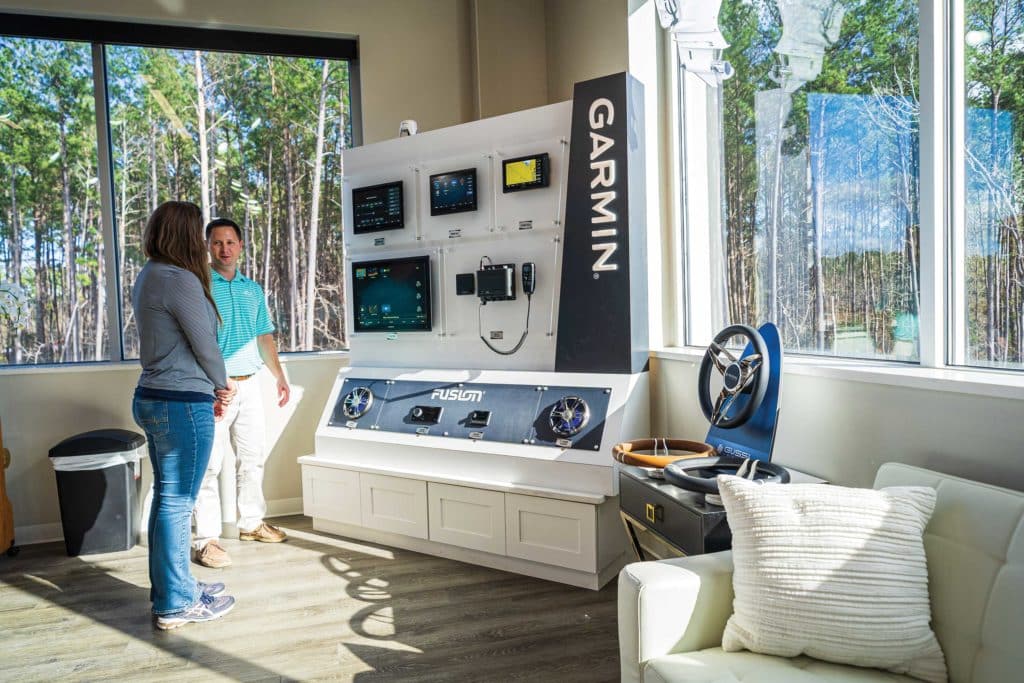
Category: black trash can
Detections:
[{"x1": 48, "y1": 429, "x2": 147, "y2": 556}]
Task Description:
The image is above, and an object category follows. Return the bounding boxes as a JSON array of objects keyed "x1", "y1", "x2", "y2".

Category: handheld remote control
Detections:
[{"x1": 522, "y1": 262, "x2": 536, "y2": 295}]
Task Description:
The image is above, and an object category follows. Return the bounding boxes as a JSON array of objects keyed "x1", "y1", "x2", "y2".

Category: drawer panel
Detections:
[
  {"x1": 360, "y1": 473, "x2": 428, "y2": 539},
  {"x1": 301, "y1": 465, "x2": 361, "y2": 525},
  {"x1": 428, "y1": 483, "x2": 506, "y2": 555},
  {"x1": 506, "y1": 493, "x2": 596, "y2": 572}
]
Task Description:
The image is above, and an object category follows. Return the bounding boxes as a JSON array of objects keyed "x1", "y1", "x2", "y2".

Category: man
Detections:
[{"x1": 193, "y1": 217, "x2": 290, "y2": 568}]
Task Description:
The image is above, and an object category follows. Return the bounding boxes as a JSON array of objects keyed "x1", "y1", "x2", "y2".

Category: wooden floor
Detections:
[{"x1": 0, "y1": 515, "x2": 621, "y2": 682}]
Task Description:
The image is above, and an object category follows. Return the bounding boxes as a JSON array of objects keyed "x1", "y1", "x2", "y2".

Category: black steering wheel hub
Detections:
[{"x1": 698, "y1": 324, "x2": 771, "y2": 429}]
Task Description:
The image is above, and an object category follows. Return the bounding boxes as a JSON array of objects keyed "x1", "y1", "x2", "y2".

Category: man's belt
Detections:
[{"x1": 230, "y1": 374, "x2": 255, "y2": 381}]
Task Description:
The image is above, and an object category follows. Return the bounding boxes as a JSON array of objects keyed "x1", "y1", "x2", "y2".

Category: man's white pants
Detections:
[{"x1": 193, "y1": 374, "x2": 267, "y2": 549}]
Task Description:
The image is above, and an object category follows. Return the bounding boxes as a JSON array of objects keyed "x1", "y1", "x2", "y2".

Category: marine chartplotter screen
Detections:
[
  {"x1": 351, "y1": 255, "x2": 432, "y2": 332},
  {"x1": 429, "y1": 168, "x2": 477, "y2": 216},
  {"x1": 502, "y1": 153, "x2": 549, "y2": 192},
  {"x1": 352, "y1": 181, "x2": 404, "y2": 233}
]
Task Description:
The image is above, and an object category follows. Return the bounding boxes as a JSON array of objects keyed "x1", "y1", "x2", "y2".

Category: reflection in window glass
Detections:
[
  {"x1": 107, "y1": 47, "x2": 352, "y2": 358},
  {"x1": 963, "y1": 1, "x2": 1024, "y2": 370},
  {"x1": 0, "y1": 37, "x2": 106, "y2": 365},
  {"x1": 707, "y1": 1, "x2": 920, "y2": 361}
]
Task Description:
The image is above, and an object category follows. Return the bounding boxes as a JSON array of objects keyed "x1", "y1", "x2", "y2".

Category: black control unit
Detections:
[
  {"x1": 476, "y1": 264, "x2": 516, "y2": 302},
  {"x1": 409, "y1": 405, "x2": 443, "y2": 424}
]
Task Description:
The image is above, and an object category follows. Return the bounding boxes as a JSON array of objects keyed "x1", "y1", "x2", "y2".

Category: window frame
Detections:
[
  {"x1": 668, "y1": 0, "x2": 1024, "y2": 391},
  {"x1": 0, "y1": 12, "x2": 360, "y2": 367}
]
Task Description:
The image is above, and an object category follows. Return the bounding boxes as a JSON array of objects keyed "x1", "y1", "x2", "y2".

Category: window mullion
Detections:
[
  {"x1": 91, "y1": 43, "x2": 124, "y2": 362},
  {"x1": 918, "y1": 0, "x2": 950, "y2": 369}
]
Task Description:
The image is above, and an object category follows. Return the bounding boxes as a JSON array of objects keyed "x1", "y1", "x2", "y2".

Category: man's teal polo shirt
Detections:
[{"x1": 211, "y1": 269, "x2": 275, "y2": 377}]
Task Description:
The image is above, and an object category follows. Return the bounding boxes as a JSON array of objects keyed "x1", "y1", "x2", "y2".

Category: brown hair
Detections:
[
  {"x1": 143, "y1": 201, "x2": 220, "y2": 320},
  {"x1": 205, "y1": 217, "x2": 242, "y2": 241}
]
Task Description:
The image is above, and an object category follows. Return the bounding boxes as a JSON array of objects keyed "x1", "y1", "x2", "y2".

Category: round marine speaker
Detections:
[
  {"x1": 549, "y1": 396, "x2": 590, "y2": 437},
  {"x1": 341, "y1": 386, "x2": 374, "y2": 419}
]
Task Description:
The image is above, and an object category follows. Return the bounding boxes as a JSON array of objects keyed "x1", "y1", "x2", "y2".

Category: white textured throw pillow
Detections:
[{"x1": 718, "y1": 475, "x2": 947, "y2": 683}]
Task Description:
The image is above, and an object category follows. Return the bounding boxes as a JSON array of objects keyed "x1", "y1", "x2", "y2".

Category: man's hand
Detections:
[
  {"x1": 276, "y1": 376, "x2": 291, "y2": 407},
  {"x1": 214, "y1": 400, "x2": 226, "y2": 422}
]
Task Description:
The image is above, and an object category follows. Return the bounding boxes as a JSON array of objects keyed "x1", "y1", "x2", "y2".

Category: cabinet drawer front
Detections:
[
  {"x1": 505, "y1": 494, "x2": 596, "y2": 572},
  {"x1": 360, "y1": 473, "x2": 428, "y2": 539},
  {"x1": 619, "y1": 471, "x2": 730, "y2": 555},
  {"x1": 302, "y1": 465, "x2": 360, "y2": 525},
  {"x1": 428, "y1": 483, "x2": 506, "y2": 555}
]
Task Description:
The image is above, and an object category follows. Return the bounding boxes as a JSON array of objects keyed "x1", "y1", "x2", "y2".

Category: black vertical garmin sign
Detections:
[{"x1": 555, "y1": 72, "x2": 648, "y2": 374}]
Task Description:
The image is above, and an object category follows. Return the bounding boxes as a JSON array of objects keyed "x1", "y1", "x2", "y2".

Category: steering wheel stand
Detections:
[{"x1": 662, "y1": 322, "x2": 786, "y2": 504}]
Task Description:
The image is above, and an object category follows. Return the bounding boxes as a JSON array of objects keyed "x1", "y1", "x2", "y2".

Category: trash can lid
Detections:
[{"x1": 49, "y1": 429, "x2": 146, "y2": 458}]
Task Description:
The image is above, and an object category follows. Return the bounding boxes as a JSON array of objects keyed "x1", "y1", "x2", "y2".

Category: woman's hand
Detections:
[{"x1": 215, "y1": 378, "x2": 237, "y2": 405}]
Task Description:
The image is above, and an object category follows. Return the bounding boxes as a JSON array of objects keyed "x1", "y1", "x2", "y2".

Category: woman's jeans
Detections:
[{"x1": 132, "y1": 396, "x2": 215, "y2": 615}]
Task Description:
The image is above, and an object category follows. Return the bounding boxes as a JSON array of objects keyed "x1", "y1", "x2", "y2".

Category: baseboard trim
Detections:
[
  {"x1": 266, "y1": 497, "x2": 303, "y2": 518},
  {"x1": 311, "y1": 518, "x2": 626, "y2": 590},
  {"x1": 13, "y1": 497, "x2": 304, "y2": 548},
  {"x1": 10, "y1": 522, "x2": 63, "y2": 547}
]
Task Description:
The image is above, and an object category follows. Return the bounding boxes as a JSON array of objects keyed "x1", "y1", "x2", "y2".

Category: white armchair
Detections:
[{"x1": 618, "y1": 463, "x2": 1024, "y2": 682}]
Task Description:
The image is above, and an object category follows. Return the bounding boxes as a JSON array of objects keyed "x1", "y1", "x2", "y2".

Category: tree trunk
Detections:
[
  {"x1": 304, "y1": 61, "x2": 331, "y2": 350},
  {"x1": 9, "y1": 170, "x2": 22, "y2": 363},
  {"x1": 59, "y1": 118, "x2": 79, "y2": 361},
  {"x1": 149, "y1": 113, "x2": 158, "y2": 213},
  {"x1": 195, "y1": 50, "x2": 211, "y2": 224},
  {"x1": 34, "y1": 209, "x2": 46, "y2": 358},
  {"x1": 89, "y1": 197, "x2": 104, "y2": 361},
  {"x1": 264, "y1": 147, "x2": 273, "y2": 293},
  {"x1": 284, "y1": 132, "x2": 298, "y2": 351},
  {"x1": 811, "y1": 106, "x2": 826, "y2": 351}
]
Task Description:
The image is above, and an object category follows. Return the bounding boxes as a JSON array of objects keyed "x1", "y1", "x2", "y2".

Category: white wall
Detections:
[
  {"x1": 473, "y1": 0, "x2": 549, "y2": 118},
  {"x1": 0, "y1": 356, "x2": 345, "y2": 543},
  {"x1": 651, "y1": 356, "x2": 1024, "y2": 492},
  {"x1": 544, "y1": 0, "x2": 629, "y2": 103}
]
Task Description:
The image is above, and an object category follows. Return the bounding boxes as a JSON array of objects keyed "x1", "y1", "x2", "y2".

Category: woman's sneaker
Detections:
[
  {"x1": 197, "y1": 581, "x2": 225, "y2": 596},
  {"x1": 155, "y1": 593, "x2": 235, "y2": 631}
]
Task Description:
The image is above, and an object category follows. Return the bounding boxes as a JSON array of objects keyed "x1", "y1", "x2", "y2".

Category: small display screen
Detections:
[
  {"x1": 352, "y1": 255, "x2": 432, "y2": 332},
  {"x1": 429, "y1": 168, "x2": 477, "y2": 216},
  {"x1": 502, "y1": 153, "x2": 549, "y2": 193},
  {"x1": 352, "y1": 181, "x2": 404, "y2": 234}
]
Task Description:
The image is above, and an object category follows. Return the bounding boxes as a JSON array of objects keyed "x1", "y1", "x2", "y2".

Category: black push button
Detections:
[
  {"x1": 410, "y1": 405, "x2": 443, "y2": 424},
  {"x1": 467, "y1": 410, "x2": 491, "y2": 427}
]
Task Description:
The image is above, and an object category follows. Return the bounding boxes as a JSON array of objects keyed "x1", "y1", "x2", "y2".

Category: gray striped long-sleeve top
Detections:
[{"x1": 133, "y1": 260, "x2": 228, "y2": 394}]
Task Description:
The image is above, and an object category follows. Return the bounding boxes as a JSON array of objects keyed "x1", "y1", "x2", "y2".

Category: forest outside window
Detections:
[
  {"x1": 0, "y1": 19, "x2": 356, "y2": 367},
  {"x1": 680, "y1": 0, "x2": 922, "y2": 363},
  {"x1": 957, "y1": 0, "x2": 1024, "y2": 371},
  {"x1": 109, "y1": 47, "x2": 352, "y2": 359},
  {"x1": 0, "y1": 37, "x2": 105, "y2": 364},
  {"x1": 676, "y1": 0, "x2": 1024, "y2": 374}
]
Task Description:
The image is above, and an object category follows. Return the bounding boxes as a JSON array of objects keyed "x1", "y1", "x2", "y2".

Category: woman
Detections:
[{"x1": 131, "y1": 201, "x2": 236, "y2": 630}]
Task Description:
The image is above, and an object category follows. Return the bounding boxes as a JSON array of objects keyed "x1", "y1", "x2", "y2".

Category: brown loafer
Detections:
[
  {"x1": 194, "y1": 540, "x2": 232, "y2": 568},
  {"x1": 239, "y1": 522, "x2": 287, "y2": 543}
]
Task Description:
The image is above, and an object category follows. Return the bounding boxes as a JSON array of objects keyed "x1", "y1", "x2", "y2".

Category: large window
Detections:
[
  {"x1": 0, "y1": 16, "x2": 357, "y2": 366},
  {"x1": 960, "y1": 0, "x2": 1024, "y2": 369},
  {"x1": 681, "y1": 0, "x2": 921, "y2": 362},
  {"x1": 675, "y1": 0, "x2": 1022, "y2": 373},
  {"x1": 0, "y1": 37, "x2": 104, "y2": 364}
]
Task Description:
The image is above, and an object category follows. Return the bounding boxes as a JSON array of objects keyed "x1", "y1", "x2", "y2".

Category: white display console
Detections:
[
  {"x1": 300, "y1": 366, "x2": 649, "y2": 589},
  {"x1": 301, "y1": 74, "x2": 650, "y2": 589}
]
